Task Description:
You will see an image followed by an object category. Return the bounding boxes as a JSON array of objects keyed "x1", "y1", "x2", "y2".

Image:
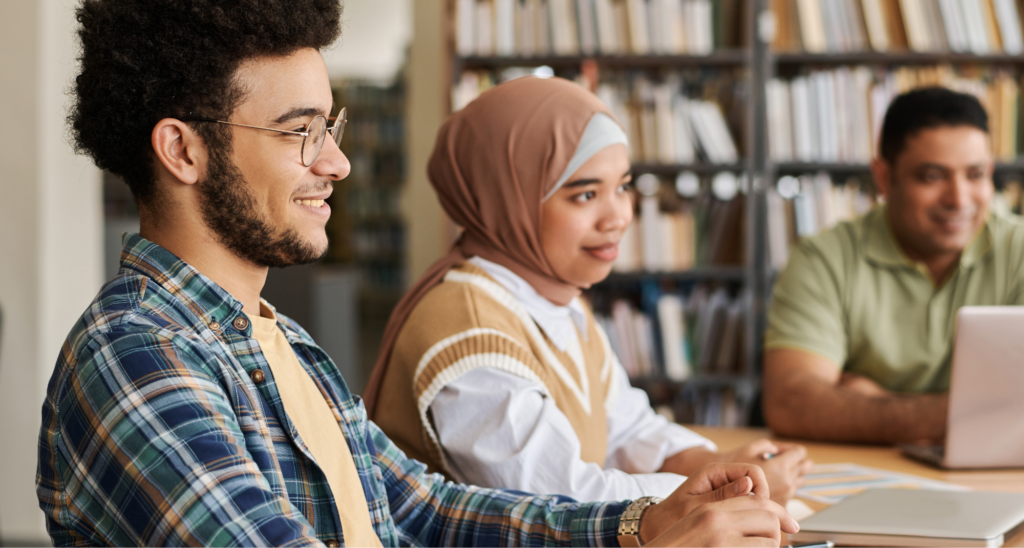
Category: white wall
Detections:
[
  {"x1": 0, "y1": 0, "x2": 103, "y2": 543},
  {"x1": 322, "y1": 0, "x2": 412, "y2": 83},
  {"x1": 403, "y1": 0, "x2": 450, "y2": 282}
]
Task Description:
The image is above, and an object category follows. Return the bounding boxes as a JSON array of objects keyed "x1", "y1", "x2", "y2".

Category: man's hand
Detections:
[
  {"x1": 638, "y1": 463, "x2": 799, "y2": 546},
  {"x1": 717, "y1": 439, "x2": 814, "y2": 505},
  {"x1": 646, "y1": 496, "x2": 796, "y2": 547}
]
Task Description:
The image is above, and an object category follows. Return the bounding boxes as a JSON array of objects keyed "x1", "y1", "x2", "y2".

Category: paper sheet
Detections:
[{"x1": 796, "y1": 462, "x2": 969, "y2": 505}]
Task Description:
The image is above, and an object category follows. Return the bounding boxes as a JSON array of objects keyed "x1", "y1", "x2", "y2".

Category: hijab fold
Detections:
[{"x1": 363, "y1": 77, "x2": 618, "y2": 413}]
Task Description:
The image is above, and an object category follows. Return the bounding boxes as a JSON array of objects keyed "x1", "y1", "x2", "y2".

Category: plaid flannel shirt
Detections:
[{"x1": 37, "y1": 234, "x2": 629, "y2": 547}]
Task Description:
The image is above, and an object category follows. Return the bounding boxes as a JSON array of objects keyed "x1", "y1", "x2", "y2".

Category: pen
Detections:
[{"x1": 783, "y1": 542, "x2": 833, "y2": 548}]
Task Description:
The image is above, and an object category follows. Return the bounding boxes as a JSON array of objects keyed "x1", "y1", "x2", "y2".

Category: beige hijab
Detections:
[{"x1": 363, "y1": 76, "x2": 616, "y2": 412}]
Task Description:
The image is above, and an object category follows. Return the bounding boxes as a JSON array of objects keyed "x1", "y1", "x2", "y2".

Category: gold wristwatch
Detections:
[{"x1": 617, "y1": 495, "x2": 664, "y2": 547}]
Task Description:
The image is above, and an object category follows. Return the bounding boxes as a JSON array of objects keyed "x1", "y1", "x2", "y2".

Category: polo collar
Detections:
[
  {"x1": 118, "y1": 232, "x2": 246, "y2": 332},
  {"x1": 864, "y1": 205, "x2": 994, "y2": 270}
]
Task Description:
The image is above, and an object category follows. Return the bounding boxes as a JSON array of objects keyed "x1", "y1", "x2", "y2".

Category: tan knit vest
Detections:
[{"x1": 371, "y1": 262, "x2": 614, "y2": 479}]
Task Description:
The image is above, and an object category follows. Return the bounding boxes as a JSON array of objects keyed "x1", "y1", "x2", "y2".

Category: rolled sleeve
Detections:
[{"x1": 765, "y1": 239, "x2": 848, "y2": 368}]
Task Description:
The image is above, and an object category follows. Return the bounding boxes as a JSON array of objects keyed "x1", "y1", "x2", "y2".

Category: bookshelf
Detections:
[{"x1": 442, "y1": 0, "x2": 1024, "y2": 427}]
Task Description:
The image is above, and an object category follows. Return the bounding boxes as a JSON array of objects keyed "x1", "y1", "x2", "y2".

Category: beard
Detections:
[{"x1": 198, "y1": 147, "x2": 328, "y2": 268}]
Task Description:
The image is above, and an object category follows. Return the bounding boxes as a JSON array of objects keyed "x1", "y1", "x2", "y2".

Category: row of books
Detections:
[
  {"x1": 673, "y1": 385, "x2": 746, "y2": 427},
  {"x1": 614, "y1": 178, "x2": 746, "y2": 272},
  {"x1": 593, "y1": 286, "x2": 748, "y2": 382},
  {"x1": 454, "y1": 0, "x2": 741, "y2": 58},
  {"x1": 766, "y1": 173, "x2": 876, "y2": 270},
  {"x1": 772, "y1": 0, "x2": 1024, "y2": 54},
  {"x1": 767, "y1": 65, "x2": 1022, "y2": 164},
  {"x1": 452, "y1": 71, "x2": 743, "y2": 164},
  {"x1": 596, "y1": 76, "x2": 741, "y2": 164}
]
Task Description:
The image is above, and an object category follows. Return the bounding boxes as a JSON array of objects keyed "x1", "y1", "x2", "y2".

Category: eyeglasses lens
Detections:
[
  {"x1": 332, "y1": 108, "x2": 347, "y2": 148},
  {"x1": 302, "y1": 115, "x2": 328, "y2": 166}
]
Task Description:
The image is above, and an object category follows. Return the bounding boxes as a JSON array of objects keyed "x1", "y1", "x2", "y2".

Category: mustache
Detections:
[
  {"x1": 928, "y1": 205, "x2": 977, "y2": 221},
  {"x1": 293, "y1": 179, "x2": 334, "y2": 196}
]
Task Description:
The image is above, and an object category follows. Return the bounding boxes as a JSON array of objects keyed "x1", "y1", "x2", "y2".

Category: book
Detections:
[
  {"x1": 993, "y1": 0, "x2": 1024, "y2": 54},
  {"x1": 576, "y1": 0, "x2": 597, "y2": 54},
  {"x1": 475, "y1": 0, "x2": 494, "y2": 56},
  {"x1": 593, "y1": 0, "x2": 619, "y2": 53},
  {"x1": 796, "y1": 0, "x2": 828, "y2": 52},
  {"x1": 495, "y1": 0, "x2": 516, "y2": 56},
  {"x1": 456, "y1": 0, "x2": 477, "y2": 56},
  {"x1": 656, "y1": 293, "x2": 691, "y2": 381}
]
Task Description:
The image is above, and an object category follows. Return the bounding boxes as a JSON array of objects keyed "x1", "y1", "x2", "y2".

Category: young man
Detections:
[
  {"x1": 763, "y1": 87, "x2": 1024, "y2": 444},
  {"x1": 36, "y1": 1, "x2": 796, "y2": 546}
]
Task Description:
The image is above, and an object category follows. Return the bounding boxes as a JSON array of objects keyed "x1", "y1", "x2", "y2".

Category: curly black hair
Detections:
[{"x1": 71, "y1": 0, "x2": 343, "y2": 206}]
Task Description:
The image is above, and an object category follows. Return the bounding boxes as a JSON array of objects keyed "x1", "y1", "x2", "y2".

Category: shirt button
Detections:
[
  {"x1": 250, "y1": 369, "x2": 265, "y2": 384},
  {"x1": 209, "y1": 321, "x2": 221, "y2": 331},
  {"x1": 325, "y1": 540, "x2": 339, "y2": 548},
  {"x1": 233, "y1": 316, "x2": 250, "y2": 330}
]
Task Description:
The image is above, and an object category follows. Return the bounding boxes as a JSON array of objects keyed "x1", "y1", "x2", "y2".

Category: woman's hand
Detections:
[
  {"x1": 717, "y1": 439, "x2": 813, "y2": 505},
  {"x1": 638, "y1": 463, "x2": 799, "y2": 546}
]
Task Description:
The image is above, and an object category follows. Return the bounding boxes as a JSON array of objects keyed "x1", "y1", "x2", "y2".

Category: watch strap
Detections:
[{"x1": 617, "y1": 495, "x2": 663, "y2": 547}]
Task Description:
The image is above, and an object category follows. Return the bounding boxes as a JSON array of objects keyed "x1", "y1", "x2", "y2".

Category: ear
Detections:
[
  {"x1": 151, "y1": 118, "x2": 207, "y2": 186},
  {"x1": 870, "y1": 157, "x2": 892, "y2": 201}
]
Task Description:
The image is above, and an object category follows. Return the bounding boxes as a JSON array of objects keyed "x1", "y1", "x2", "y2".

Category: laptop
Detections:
[
  {"x1": 789, "y1": 489, "x2": 1024, "y2": 547},
  {"x1": 900, "y1": 306, "x2": 1024, "y2": 469}
]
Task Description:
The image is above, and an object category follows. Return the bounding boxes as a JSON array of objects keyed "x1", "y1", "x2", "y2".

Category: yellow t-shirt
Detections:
[
  {"x1": 766, "y1": 206, "x2": 1024, "y2": 392},
  {"x1": 250, "y1": 304, "x2": 382, "y2": 547}
]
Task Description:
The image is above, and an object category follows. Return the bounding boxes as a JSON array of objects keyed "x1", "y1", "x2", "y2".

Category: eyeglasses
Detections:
[{"x1": 183, "y1": 107, "x2": 347, "y2": 167}]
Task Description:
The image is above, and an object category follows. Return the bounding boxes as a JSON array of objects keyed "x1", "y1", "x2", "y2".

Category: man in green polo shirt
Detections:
[{"x1": 762, "y1": 87, "x2": 1024, "y2": 444}]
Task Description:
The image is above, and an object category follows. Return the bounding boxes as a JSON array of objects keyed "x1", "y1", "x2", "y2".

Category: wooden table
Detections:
[{"x1": 689, "y1": 426, "x2": 1024, "y2": 546}]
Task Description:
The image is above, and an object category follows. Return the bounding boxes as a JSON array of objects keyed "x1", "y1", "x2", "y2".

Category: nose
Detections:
[
  {"x1": 943, "y1": 173, "x2": 971, "y2": 210},
  {"x1": 597, "y1": 190, "x2": 634, "y2": 232},
  {"x1": 310, "y1": 135, "x2": 350, "y2": 181}
]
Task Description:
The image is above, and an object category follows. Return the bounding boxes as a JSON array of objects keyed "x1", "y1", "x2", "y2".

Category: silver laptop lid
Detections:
[
  {"x1": 796, "y1": 490, "x2": 1024, "y2": 541},
  {"x1": 946, "y1": 306, "x2": 1024, "y2": 469}
]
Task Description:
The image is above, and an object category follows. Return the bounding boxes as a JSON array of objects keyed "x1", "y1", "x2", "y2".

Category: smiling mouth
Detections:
[
  {"x1": 294, "y1": 199, "x2": 327, "y2": 208},
  {"x1": 584, "y1": 242, "x2": 619, "y2": 262}
]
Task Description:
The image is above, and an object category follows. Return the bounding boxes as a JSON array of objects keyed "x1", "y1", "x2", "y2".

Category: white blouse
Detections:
[{"x1": 428, "y1": 257, "x2": 716, "y2": 502}]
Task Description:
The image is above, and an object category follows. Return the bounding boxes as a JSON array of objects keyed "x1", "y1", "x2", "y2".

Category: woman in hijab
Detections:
[{"x1": 365, "y1": 76, "x2": 810, "y2": 505}]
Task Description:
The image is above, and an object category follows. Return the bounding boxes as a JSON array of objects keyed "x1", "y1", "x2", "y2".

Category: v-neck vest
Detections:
[{"x1": 371, "y1": 262, "x2": 614, "y2": 478}]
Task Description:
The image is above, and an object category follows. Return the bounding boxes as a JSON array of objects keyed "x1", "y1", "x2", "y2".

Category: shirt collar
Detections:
[
  {"x1": 864, "y1": 205, "x2": 994, "y2": 271},
  {"x1": 118, "y1": 232, "x2": 247, "y2": 333},
  {"x1": 468, "y1": 256, "x2": 588, "y2": 352}
]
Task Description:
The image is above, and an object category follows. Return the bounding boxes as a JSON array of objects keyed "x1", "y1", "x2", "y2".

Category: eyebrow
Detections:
[
  {"x1": 273, "y1": 105, "x2": 332, "y2": 126},
  {"x1": 914, "y1": 162, "x2": 987, "y2": 172},
  {"x1": 562, "y1": 169, "x2": 633, "y2": 189}
]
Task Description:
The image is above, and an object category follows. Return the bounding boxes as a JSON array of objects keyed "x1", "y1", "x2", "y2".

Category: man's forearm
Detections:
[{"x1": 766, "y1": 383, "x2": 948, "y2": 443}]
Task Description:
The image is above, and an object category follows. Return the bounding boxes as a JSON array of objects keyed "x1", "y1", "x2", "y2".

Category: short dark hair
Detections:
[
  {"x1": 70, "y1": 0, "x2": 343, "y2": 206},
  {"x1": 879, "y1": 86, "x2": 989, "y2": 164}
]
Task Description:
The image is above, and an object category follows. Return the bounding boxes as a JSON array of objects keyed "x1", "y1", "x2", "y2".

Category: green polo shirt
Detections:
[{"x1": 765, "y1": 205, "x2": 1024, "y2": 393}]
